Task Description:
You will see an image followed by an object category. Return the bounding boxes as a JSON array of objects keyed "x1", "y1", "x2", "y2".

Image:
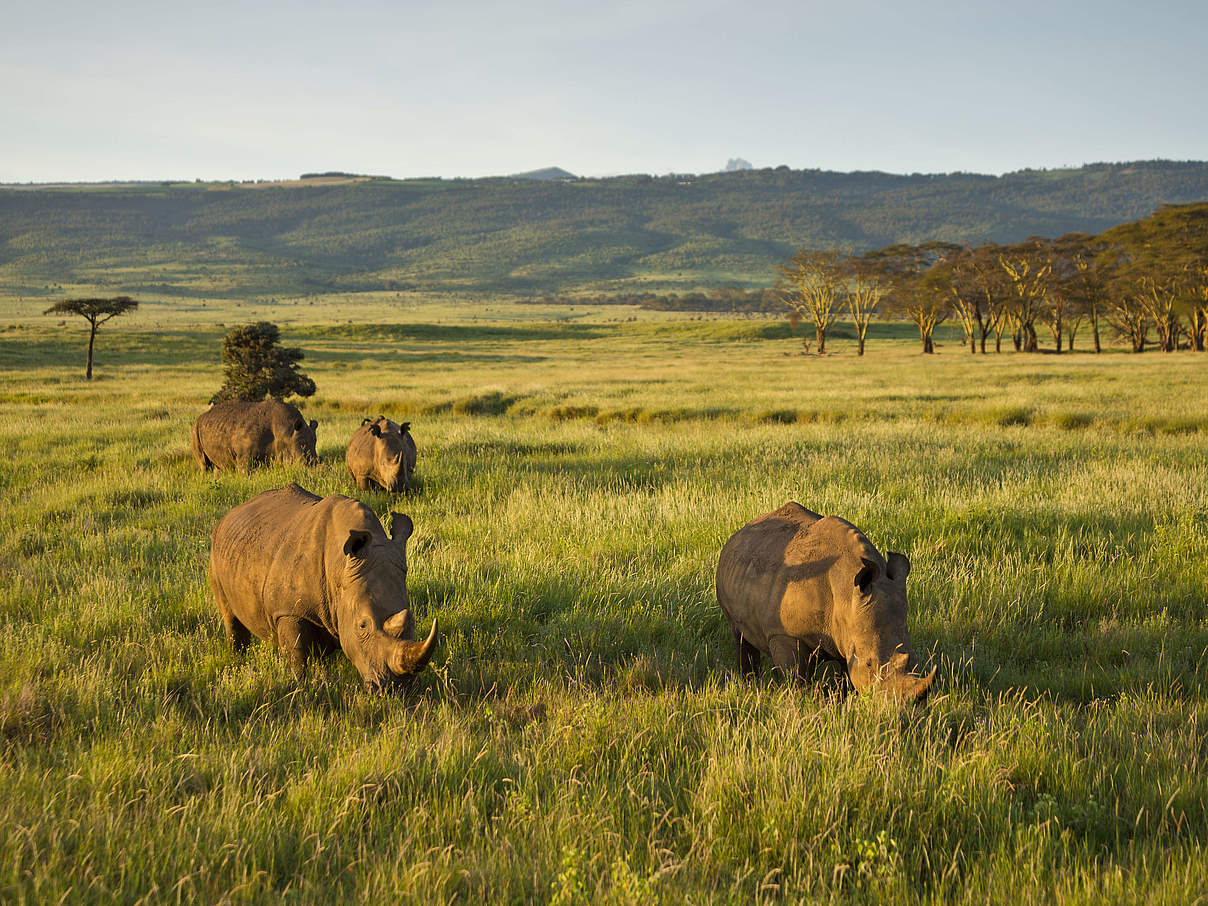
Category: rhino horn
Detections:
[
  {"x1": 907, "y1": 666, "x2": 937, "y2": 703},
  {"x1": 390, "y1": 618, "x2": 439, "y2": 676},
  {"x1": 382, "y1": 608, "x2": 412, "y2": 639}
]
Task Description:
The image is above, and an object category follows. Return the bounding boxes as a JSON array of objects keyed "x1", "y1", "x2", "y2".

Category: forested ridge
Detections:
[{"x1": 3, "y1": 160, "x2": 1208, "y2": 298}]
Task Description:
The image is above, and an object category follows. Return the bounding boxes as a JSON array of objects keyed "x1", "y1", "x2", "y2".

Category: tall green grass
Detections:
[{"x1": 2, "y1": 308, "x2": 1207, "y2": 904}]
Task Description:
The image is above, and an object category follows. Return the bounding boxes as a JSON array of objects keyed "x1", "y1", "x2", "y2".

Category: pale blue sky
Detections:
[{"x1": 2, "y1": 0, "x2": 1205, "y2": 182}]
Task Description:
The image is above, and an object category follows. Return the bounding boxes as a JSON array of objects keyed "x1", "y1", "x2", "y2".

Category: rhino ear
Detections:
[
  {"x1": 343, "y1": 529, "x2": 372, "y2": 558},
  {"x1": 854, "y1": 557, "x2": 880, "y2": 593},
  {"x1": 887, "y1": 552, "x2": 911, "y2": 583},
  {"x1": 368, "y1": 423, "x2": 382, "y2": 437},
  {"x1": 389, "y1": 512, "x2": 413, "y2": 543}
]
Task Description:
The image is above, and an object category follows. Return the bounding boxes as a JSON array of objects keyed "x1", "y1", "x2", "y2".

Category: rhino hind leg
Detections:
[
  {"x1": 737, "y1": 633, "x2": 762, "y2": 677},
  {"x1": 217, "y1": 598, "x2": 252, "y2": 651}
]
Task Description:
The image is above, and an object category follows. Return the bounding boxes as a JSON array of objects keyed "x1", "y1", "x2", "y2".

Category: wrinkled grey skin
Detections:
[
  {"x1": 209, "y1": 483, "x2": 438, "y2": 692},
  {"x1": 716, "y1": 502, "x2": 936, "y2": 702},
  {"x1": 192, "y1": 400, "x2": 318, "y2": 471},
  {"x1": 345, "y1": 416, "x2": 417, "y2": 493}
]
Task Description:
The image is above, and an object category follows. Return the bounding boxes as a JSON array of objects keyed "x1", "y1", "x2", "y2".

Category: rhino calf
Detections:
[
  {"x1": 209, "y1": 483, "x2": 438, "y2": 691},
  {"x1": 716, "y1": 502, "x2": 935, "y2": 702},
  {"x1": 192, "y1": 400, "x2": 318, "y2": 471},
  {"x1": 346, "y1": 416, "x2": 417, "y2": 493}
]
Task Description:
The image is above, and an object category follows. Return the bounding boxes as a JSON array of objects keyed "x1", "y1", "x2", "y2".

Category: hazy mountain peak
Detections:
[
  {"x1": 725, "y1": 158, "x2": 753, "y2": 171},
  {"x1": 509, "y1": 166, "x2": 577, "y2": 181}
]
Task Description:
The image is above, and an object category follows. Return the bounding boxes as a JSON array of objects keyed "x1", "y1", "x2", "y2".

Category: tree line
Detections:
[{"x1": 778, "y1": 202, "x2": 1208, "y2": 355}]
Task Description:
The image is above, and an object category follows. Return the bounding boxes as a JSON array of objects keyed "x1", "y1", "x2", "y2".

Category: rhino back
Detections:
[
  {"x1": 717, "y1": 503, "x2": 866, "y2": 651},
  {"x1": 210, "y1": 483, "x2": 339, "y2": 640},
  {"x1": 195, "y1": 401, "x2": 295, "y2": 468},
  {"x1": 345, "y1": 424, "x2": 377, "y2": 477}
]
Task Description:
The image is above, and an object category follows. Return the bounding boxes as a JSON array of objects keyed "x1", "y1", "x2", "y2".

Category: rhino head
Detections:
[
  {"x1": 365, "y1": 418, "x2": 415, "y2": 492},
  {"x1": 336, "y1": 511, "x2": 438, "y2": 692},
  {"x1": 834, "y1": 552, "x2": 936, "y2": 703},
  {"x1": 281, "y1": 415, "x2": 320, "y2": 465}
]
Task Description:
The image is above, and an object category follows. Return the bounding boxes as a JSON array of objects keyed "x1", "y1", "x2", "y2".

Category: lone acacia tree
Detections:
[
  {"x1": 44, "y1": 296, "x2": 139, "y2": 380},
  {"x1": 777, "y1": 249, "x2": 842, "y2": 353},
  {"x1": 212, "y1": 321, "x2": 316, "y2": 403}
]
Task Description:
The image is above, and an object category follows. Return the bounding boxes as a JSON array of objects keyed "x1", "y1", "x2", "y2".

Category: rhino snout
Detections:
[{"x1": 847, "y1": 651, "x2": 936, "y2": 703}]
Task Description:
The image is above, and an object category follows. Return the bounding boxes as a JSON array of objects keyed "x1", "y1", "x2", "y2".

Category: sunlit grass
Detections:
[{"x1": 1, "y1": 300, "x2": 1207, "y2": 903}]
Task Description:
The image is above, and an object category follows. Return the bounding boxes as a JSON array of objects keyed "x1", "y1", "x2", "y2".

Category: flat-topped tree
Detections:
[{"x1": 44, "y1": 296, "x2": 139, "y2": 379}]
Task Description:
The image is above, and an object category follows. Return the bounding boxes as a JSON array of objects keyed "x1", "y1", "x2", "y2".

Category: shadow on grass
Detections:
[{"x1": 296, "y1": 322, "x2": 609, "y2": 343}]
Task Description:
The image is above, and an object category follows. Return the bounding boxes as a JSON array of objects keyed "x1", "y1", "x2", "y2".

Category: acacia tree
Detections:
[
  {"x1": 44, "y1": 296, "x2": 139, "y2": 379},
  {"x1": 1101, "y1": 202, "x2": 1208, "y2": 353},
  {"x1": 999, "y1": 240, "x2": 1052, "y2": 352},
  {"x1": 870, "y1": 242, "x2": 958, "y2": 354},
  {"x1": 1136, "y1": 276, "x2": 1182, "y2": 352},
  {"x1": 939, "y1": 244, "x2": 1008, "y2": 353},
  {"x1": 1103, "y1": 280, "x2": 1150, "y2": 352},
  {"x1": 1041, "y1": 250, "x2": 1077, "y2": 354},
  {"x1": 777, "y1": 249, "x2": 842, "y2": 353},
  {"x1": 211, "y1": 321, "x2": 316, "y2": 403},
  {"x1": 1055, "y1": 235, "x2": 1109, "y2": 353},
  {"x1": 1188, "y1": 265, "x2": 1208, "y2": 352},
  {"x1": 840, "y1": 252, "x2": 889, "y2": 356}
]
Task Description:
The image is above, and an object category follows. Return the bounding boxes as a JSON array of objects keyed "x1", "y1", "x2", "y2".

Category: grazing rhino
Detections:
[
  {"x1": 209, "y1": 482, "x2": 438, "y2": 691},
  {"x1": 716, "y1": 502, "x2": 936, "y2": 702},
  {"x1": 346, "y1": 416, "x2": 417, "y2": 493},
  {"x1": 192, "y1": 400, "x2": 319, "y2": 471}
]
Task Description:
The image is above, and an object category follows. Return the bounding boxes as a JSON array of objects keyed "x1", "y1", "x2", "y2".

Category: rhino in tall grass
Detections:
[
  {"x1": 346, "y1": 416, "x2": 417, "y2": 492},
  {"x1": 209, "y1": 483, "x2": 438, "y2": 692},
  {"x1": 191, "y1": 400, "x2": 318, "y2": 471},
  {"x1": 716, "y1": 502, "x2": 936, "y2": 702}
]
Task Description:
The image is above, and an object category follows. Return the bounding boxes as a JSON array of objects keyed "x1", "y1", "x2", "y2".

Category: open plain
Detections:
[{"x1": 2, "y1": 295, "x2": 1206, "y2": 904}]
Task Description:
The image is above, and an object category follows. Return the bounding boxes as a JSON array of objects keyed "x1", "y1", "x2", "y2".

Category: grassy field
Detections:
[{"x1": 2, "y1": 297, "x2": 1207, "y2": 904}]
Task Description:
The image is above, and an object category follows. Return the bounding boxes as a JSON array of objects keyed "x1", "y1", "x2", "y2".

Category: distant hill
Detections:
[
  {"x1": 509, "y1": 167, "x2": 577, "y2": 181},
  {"x1": 2, "y1": 160, "x2": 1207, "y2": 299}
]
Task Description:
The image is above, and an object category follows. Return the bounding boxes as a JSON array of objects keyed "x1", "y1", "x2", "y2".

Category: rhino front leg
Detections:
[
  {"x1": 796, "y1": 642, "x2": 845, "y2": 694},
  {"x1": 797, "y1": 640, "x2": 824, "y2": 681},
  {"x1": 768, "y1": 636, "x2": 799, "y2": 679},
  {"x1": 276, "y1": 616, "x2": 315, "y2": 681}
]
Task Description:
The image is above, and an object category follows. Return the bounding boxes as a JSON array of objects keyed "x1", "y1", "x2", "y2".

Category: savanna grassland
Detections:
[{"x1": 2, "y1": 297, "x2": 1207, "y2": 904}]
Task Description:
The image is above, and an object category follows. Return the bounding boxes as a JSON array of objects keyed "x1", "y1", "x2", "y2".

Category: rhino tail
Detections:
[{"x1": 190, "y1": 419, "x2": 211, "y2": 471}]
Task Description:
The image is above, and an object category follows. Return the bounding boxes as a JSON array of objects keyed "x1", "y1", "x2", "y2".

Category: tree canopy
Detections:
[
  {"x1": 776, "y1": 202, "x2": 1208, "y2": 355},
  {"x1": 44, "y1": 295, "x2": 139, "y2": 379},
  {"x1": 211, "y1": 322, "x2": 316, "y2": 403}
]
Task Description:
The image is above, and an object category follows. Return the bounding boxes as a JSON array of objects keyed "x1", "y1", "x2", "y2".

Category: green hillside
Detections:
[{"x1": 3, "y1": 160, "x2": 1208, "y2": 299}]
